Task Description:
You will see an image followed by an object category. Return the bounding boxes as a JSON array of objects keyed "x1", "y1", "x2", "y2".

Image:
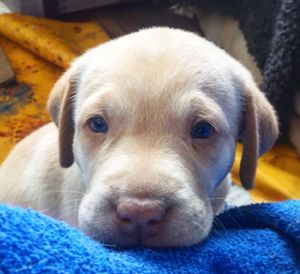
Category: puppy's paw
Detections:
[{"x1": 225, "y1": 184, "x2": 252, "y2": 207}]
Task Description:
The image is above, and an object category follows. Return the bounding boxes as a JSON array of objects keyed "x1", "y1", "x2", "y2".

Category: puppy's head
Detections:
[{"x1": 48, "y1": 28, "x2": 278, "y2": 247}]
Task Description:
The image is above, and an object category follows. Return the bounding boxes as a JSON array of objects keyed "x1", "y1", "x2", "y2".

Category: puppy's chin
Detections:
[
  {"x1": 79, "y1": 218, "x2": 213, "y2": 248},
  {"x1": 77, "y1": 195, "x2": 214, "y2": 248},
  {"x1": 91, "y1": 229, "x2": 212, "y2": 249}
]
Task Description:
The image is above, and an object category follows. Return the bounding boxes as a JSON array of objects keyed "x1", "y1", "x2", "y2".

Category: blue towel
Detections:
[{"x1": 0, "y1": 200, "x2": 299, "y2": 273}]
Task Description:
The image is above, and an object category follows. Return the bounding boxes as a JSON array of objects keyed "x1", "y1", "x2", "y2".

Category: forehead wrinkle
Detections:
[
  {"x1": 130, "y1": 96, "x2": 171, "y2": 134},
  {"x1": 75, "y1": 88, "x2": 127, "y2": 125},
  {"x1": 174, "y1": 91, "x2": 229, "y2": 131}
]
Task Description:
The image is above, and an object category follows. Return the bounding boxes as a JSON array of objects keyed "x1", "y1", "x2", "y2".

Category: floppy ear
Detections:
[
  {"x1": 239, "y1": 81, "x2": 279, "y2": 189},
  {"x1": 47, "y1": 69, "x2": 76, "y2": 168}
]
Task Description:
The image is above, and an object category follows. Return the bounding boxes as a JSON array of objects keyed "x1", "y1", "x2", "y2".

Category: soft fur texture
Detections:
[
  {"x1": 0, "y1": 28, "x2": 278, "y2": 247},
  {"x1": 172, "y1": 0, "x2": 300, "y2": 152},
  {"x1": 0, "y1": 200, "x2": 299, "y2": 273}
]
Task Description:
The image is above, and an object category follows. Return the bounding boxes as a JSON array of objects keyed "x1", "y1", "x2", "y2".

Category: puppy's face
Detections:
[{"x1": 48, "y1": 28, "x2": 278, "y2": 247}]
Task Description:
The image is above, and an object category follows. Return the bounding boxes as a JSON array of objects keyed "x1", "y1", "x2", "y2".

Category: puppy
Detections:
[{"x1": 0, "y1": 27, "x2": 278, "y2": 247}]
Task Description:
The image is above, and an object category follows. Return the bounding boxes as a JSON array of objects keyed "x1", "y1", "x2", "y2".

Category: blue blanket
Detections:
[{"x1": 0, "y1": 200, "x2": 299, "y2": 273}]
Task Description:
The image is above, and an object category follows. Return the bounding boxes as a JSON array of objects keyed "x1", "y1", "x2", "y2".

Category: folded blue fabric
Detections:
[{"x1": 0, "y1": 200, "x2": 299, "y2": 273}]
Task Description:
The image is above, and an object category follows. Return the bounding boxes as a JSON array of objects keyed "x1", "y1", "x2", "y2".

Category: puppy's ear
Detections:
[
  {"x1": 47, "y1": 68, "x2": 76, "y2": 168},
  {"x1": 239, "y1": 81, "x2": 278, "y2": 189}
]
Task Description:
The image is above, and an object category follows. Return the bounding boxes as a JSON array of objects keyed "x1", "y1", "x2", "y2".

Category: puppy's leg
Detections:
[
  {"x1": 225, "y1": 184, "x2": 252, "y2": 207},
  {"x1": 0, "y1": 123, "x2": 64, "y2": 217},
  {"x1": 210, "y1": 176, "x2": 230, "y2": 214},
  {"x1": 211, "y1": 174, "x2": 252, "y2": 214}
]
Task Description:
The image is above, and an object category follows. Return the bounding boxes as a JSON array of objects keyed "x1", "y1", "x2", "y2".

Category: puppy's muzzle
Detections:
[{"x1": 116, "y1": 198, "x2": 166, "y2": 242}]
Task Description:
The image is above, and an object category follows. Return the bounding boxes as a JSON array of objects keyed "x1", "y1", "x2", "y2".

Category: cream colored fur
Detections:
[{"x1": 0, "y1": 28, "x2": 278, "y2": 247}]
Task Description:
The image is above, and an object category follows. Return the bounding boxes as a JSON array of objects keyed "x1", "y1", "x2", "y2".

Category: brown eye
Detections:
[{"x1": 88, "y1": 116, "x2": 108, "y2": 133}]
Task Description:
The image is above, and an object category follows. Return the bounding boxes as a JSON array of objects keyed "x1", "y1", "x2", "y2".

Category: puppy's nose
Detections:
[{"x1": 116, "y1": 198, "x2": 165, "y2": 238}]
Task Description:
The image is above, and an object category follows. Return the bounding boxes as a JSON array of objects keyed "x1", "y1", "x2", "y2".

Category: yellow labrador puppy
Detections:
[{"x1": 0, "y1": 27, "x2": 278, "y2": 247}]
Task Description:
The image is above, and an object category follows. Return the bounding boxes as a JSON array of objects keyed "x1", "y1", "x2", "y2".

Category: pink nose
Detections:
[{"x1": 116, "y1": 198, "x2": 165, "y2": 239}]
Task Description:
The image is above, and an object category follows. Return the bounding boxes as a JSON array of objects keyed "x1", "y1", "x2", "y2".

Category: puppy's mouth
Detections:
[
  {"x1": 79, "y1": 188, "x2": 214, "y2": 248},
  {"x1": 99, "y1": 232, "x2": 163, "y2": 249},
  {"x1": 115, "y1": 219, "x2": 166, "y2": 248},
  {"x1": 91, "y1": 222, "x2": 210, "y2": 249},
  {"x1": 80, "y1": 205, "x2": 213, "y2": 248}
]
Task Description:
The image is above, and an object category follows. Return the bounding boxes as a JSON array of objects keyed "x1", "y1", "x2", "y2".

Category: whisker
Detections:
[
  {"x1": 27, "y1": 190, "x2": 85, "y2": 203},
  {"x1": 213, "y1": 218, "x2": 227, "y2": 232},
  {"x1": 204, "y1": 196, "x2": 226, "y2": 202},
  {"x1": 223, "y1": 212, "x2": 241, "y2": 229}
]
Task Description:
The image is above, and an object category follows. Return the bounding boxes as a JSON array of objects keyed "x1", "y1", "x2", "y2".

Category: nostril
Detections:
[
  {"x1": 116, "y1": 213, "x2": 136, "y2": 235},
  {"x1": 148, "y1": 219, "x2": 160, "y2": 226},
  {"x1": 141, "y1": 209, "x2": 163, "y2": 226},
  {"x1": 119, "y1": 217, "x2": 131, "y2": 225}
]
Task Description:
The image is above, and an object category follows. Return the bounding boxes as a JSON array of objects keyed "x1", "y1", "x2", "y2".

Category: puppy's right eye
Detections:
[{"x1": 88, "y1": 116, "x2": 108, "y2": 133}]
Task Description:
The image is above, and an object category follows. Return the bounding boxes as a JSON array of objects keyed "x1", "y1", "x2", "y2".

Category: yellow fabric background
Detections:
[
  {"x1": 0, "y1": 14, "x2": 299, "y2": 202},
  {"x1": 0, "y1": 14, "x2": 109, "y2": 161}
]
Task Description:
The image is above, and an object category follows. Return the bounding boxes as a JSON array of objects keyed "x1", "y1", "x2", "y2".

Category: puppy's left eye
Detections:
[
  {"x1": 191, "y1": 122, "x2": 213, "y2": 139},
  {"x1": 88, "y1": 116, "x2": 108, "y2": 133}
]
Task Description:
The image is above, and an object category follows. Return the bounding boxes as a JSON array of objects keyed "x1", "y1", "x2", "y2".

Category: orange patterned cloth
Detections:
[
  {"x1": 0, "y1": 14, "x2": 109, "y2": 162},
  {"x1": 0, "y1": 14, "x2": 299, "y2": 202}
]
